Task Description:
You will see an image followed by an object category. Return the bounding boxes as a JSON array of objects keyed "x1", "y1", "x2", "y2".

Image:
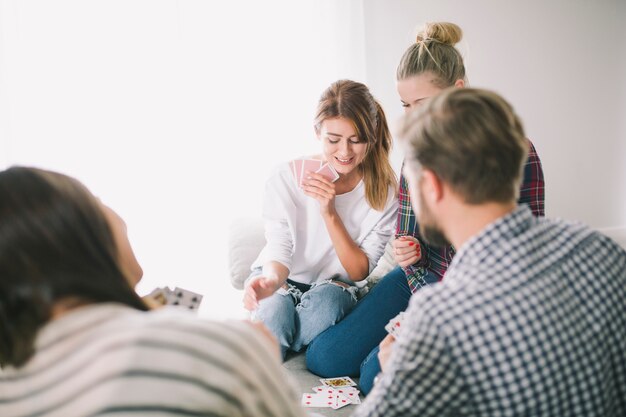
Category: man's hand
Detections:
[{"x1": 377, "y1": 334, "x2": 396, "y2": 373}]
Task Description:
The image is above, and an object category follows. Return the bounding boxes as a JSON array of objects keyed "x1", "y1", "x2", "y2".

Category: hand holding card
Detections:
[
  {"x1": 315, "y1": 162, "x2": 339, "y2": 183},
  {"x1": 290, "y1": 158, "x2": 338, "y2": 188},
  {"x1": 384, "y1": 311, "x2": 406, "y2": 337}
]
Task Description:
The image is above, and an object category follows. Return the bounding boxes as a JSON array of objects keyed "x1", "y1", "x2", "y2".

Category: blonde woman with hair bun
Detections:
[{"x1": 306, "y1": 21, "x2": 545, "y2": 395}]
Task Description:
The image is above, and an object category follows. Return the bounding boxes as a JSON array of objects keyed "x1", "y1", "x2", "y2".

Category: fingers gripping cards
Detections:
[{"x1": 290, "y1": 158, "x2": 339, "y2": 187}]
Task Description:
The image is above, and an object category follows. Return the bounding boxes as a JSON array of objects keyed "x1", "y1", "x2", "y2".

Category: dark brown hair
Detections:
[
  {"x1": 314, "y1": 80, "x2": 397, "y2": 210},
  {"x1": 0, "y1": 167, "x2": 148, "y2": 368},
  {"x1": 399, "y1": 88, "x2": 528, "y2": 204}
]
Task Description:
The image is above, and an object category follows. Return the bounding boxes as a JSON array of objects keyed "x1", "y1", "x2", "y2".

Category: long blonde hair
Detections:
[{"x1": 314, "y1": 80, "x2": 397, "y2": 210}]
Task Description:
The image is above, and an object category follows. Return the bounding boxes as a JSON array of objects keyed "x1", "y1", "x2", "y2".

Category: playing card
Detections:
[
  {"x1": 331, "y1": 391, "x2": 351, "y2": 410},
  {"x1": 291, "y1": 159, "x2": 304, "y2": 185},
  {"x1": 311, "y1": 385, "x2": 360, "y2": 406},
  {"x1": 384, "y1": 311, "x2": 406, "y2": 337},
  {"x1": 335, "y1": 387, "x2": 361, "y2": 404},
  {"x1": 301, "y1": 392, "x2": 335, "y2": 408},
  {"x1": 319, "y1": 376, "x2": 357, "y2": 388},
  {"x1": 315, "y1": 162, "x2": 340, "y2": 182},
  {"x1": 300, "y1": 159, "x2": 323, "y2": 186},
  {"x1": 169, "y1": 287, "x2": 203, "y2": 311}
]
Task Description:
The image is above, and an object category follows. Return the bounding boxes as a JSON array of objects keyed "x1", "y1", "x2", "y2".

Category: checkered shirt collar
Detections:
[{"x1": 449, "y1": 205, "x2": 533, "y2": 273}]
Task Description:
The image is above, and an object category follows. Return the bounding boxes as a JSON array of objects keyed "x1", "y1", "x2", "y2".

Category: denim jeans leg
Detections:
[
  {"x1": 291, "y1": 281, "x2": 357, "y2": 353},
  {"x1": 359, "y1": 345, "x2": 381, "y2": 395},
  {"x1": 357, "y1": 267, "x2": 440, "y2": 394},
  {"x1": 254, "y1": 291, "x2": 297, "y2": 359},
  {"x1": 306, "y1": 266, "x2": 412, "y2": 377}
]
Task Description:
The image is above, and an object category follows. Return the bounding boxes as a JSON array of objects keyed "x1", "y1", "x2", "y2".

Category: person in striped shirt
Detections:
[
  {"x1": 0, "y1": 166, "x2": 305, "y2": 417},
  {"x1": 306, "y1": 22, "x2": 545, "y2": 394}
]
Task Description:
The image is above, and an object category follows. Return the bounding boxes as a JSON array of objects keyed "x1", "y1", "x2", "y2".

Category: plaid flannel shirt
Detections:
[
  {"x1": 397, "y1": 138, "x2": 545, "y2": 293},
  {"x1": 354, "y1": 206, "x2": 626, "y2": 417}
]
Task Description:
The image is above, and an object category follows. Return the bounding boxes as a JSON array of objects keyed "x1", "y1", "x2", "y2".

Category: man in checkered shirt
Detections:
[{"x1": 352, "y1": 88, "x2": 626, "y2": 417}]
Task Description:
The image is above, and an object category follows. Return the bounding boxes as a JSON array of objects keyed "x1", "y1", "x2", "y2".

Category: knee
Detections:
[
  {"x1": 256, "y1": 294, "x2": 295, "y2": 323},
  {"x1": 299, "y1": 289, "x2": 356, "y2": 328},
  {"x1": 306, "y1": 337, "x2": 336, "y2": 377},
  {"x1": 304, "y1": 281, "x2": 358, "y2": 308}
]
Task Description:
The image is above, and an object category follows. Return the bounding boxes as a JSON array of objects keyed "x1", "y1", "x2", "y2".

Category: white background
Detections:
[{"x1": 1, "y1": 0, "x2": 624, "y2": 319}]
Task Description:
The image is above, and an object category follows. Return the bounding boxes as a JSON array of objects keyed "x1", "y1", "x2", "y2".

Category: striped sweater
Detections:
[{"x1": 0, "y1": 303, "x2": 305, "y2": 417}]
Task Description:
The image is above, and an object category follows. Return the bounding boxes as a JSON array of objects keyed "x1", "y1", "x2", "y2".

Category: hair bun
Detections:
[{"x1": 416, "y1": 22, "x2": 462, "y2": 45}]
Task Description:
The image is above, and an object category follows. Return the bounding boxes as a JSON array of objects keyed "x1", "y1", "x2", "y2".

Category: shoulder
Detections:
[
  {"x1": 267, "y1": 161, "x2": 294, "y2": 181},
  {"x1": 524, "y1": 137, "x2": 542, "y2": 160},
  {"x1": 263, "y1": 161, "x2": 299, "y2": 197},
  {"x1": 100, "y1": 307, "x2": 270, "y2": 356}
]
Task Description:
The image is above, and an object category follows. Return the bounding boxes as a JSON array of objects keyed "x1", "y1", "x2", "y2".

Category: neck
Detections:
[
  {"x1": 335, "y1": 168, "x2": 362, "y2": 194},
  {"x1": 50, "y1": 297, "x2": 90, "y2": 319},
  {"x1": 443, "y1": 200, "x2": 516, "y2": 250}
]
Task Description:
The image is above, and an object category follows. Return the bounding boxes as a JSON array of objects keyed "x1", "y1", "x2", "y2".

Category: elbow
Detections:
[{"x1": 347, "y1": 265, "x2": 369, "y2": 282}]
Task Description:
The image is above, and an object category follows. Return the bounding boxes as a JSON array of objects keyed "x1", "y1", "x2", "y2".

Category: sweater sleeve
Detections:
[
  {"x1": 360, "y1": 190, "x2": 398, "y2": 273},
  {"x1": 252, "y1": 164, "x2": 297, "y2": 271}
]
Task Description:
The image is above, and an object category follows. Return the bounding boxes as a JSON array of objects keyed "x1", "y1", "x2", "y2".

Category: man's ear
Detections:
[
  {"x1": 421, "y1": 169, "x2": 444, "y2": 203},
  {"x1": 454, "y1": 78, "x2": 465, "y2": 88}
]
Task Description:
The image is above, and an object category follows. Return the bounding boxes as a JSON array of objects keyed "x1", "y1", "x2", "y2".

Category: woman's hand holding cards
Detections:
[
  {"x1": 392, "y1": 235, "x2": 422, "y2": 268},
  {"x1": 301, "y1": 172, "x2": 337, "y2": 217}
]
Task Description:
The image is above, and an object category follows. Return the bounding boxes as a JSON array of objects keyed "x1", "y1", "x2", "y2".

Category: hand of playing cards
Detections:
[
  {"x1": 290, "y1": 158, "x2": 339, "y2": 188},
  {"x1": 301, "y1": 377, "x2": 361, "y2": 410},
  {"x1": 145, "y1": 286, "x2": 203, "y2": 311},
  {"x1": 384, "y1": 311, "x2": 406, "y2": 338}
]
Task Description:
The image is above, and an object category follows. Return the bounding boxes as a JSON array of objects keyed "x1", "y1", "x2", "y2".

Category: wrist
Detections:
[{"x1": 373, "y1": 372, "x2": 382, "y2": 386}]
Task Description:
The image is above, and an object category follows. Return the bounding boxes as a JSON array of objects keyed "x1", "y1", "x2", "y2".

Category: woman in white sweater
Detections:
[
  {"x1": 0, "y1": 166, "x2": 304, "y2": 417},
  {"x1": 243, "y1": 79, "x2": 398, "y2": 359}
]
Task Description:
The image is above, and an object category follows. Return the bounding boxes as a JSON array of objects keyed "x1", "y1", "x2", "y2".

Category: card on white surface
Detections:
[
  {"x1": 319, "y1": 376, "x2": 357, "y2": 388},
  {"x1": 301, "y1": 392, "x2": 334, "y2": 408}
]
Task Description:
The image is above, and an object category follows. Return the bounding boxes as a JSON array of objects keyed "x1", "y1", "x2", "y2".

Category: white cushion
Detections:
[
  {"x1": 227, "y1": 218, "x2": 266, "y2": 290},
  {"x1": 227, "y1": 217, "x2": 397, "y2": 290}
]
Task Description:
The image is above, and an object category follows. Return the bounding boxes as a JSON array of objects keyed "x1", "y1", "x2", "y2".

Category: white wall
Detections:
[
  {"x1": 620, "y1": 0, "x2": 626, "y2": 220},
  {"x1": 0, "y1": 0, "x2": 368, "y2": 319},
  {"x1": 1, "y1": 1, "x2": 624, "y2": 320},
  {"x1": 363, "y1": 0, "x2": 626, "y2": 229}
]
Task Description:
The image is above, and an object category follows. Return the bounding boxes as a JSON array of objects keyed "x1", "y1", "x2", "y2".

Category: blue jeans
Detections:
[
  {"x1": 305, "y1": 266, "x2": 438, "y2": 395},
  {"x1": 252, "y1": 275, "x2": 358, "y2": 360}
]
